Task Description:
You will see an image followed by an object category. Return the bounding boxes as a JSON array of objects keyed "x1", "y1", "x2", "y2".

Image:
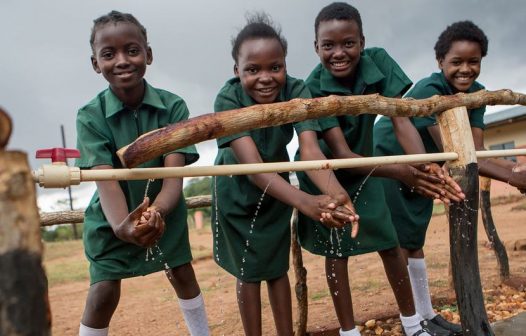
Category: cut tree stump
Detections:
[{"x1": 0, "y1": 112, "x2": 51, "y2": 335}]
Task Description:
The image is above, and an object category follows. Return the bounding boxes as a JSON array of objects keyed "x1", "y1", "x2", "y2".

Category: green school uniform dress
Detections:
[
  {"x1": 76, "y1": 81, "x2": 199, "y2": 284},
  {"x1": 373, "y1": 71, "x2": 485, "y2": 249},
  {"x1": 212, "y1": 75, "x2": 320, "y2": 282},
  {"x1": 297, "y1": 48, "x2": 412, "y2": 258}
]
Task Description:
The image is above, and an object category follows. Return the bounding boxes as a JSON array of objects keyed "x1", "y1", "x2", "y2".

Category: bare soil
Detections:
[{"x1": 47, "y1": 195, "x2": 526, "y2": 335}]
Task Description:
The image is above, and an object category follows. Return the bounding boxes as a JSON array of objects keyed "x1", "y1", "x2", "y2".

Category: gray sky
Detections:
[{"x1": 2, "y1": 0, "x2": 525, "y2": 209}]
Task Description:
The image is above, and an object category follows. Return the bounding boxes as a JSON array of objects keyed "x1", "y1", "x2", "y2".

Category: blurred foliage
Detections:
[
  {"x1": 184, "y1": 177, "x2": 212, "y2": 226},
  {"x1": 41, "y1": 223, "x2": 82, "y2": 242}
]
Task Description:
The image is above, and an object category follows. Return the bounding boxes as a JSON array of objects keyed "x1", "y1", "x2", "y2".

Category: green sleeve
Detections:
[
  {"x1": 75, "y1": 107, "x2": 115, "y2": 168},
  {"x1": 373, "y1": 48, "x2": 412, "y2": 98},
  {"x1": 469, "y1": 106, "x2": 486, "y2": 130},
  {"x1": 317, "y1": 116, "x2": 340, "y2": 132},
  {"x1": 406, "y1": 81, "x2": 443, "y2": 128},
  {"x1": 290, "y1": 81, "x2": 321, "y2": 134},
  {"x1": 165, "y1": 98, "x2": 199, "y2": 165},
  {"x1": 214, "y1": 88, "x2": 250, "y2": 149}
]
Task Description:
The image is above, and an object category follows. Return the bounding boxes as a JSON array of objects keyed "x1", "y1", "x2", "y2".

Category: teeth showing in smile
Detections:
[
  {"x1": 115, "y1": 71, "x2": 134, "y2": 76},
  {"x1": 331, "y1": 61, "x2": 349, "y2": 68},
  {"x1": 258, "y1": 87, "x2": 274, "y2": 93}
]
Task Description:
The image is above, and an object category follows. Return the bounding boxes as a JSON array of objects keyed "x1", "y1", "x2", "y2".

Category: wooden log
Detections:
[
  {"x1": 40, "y1": 195, "x2": 213, "y2": 226},
  {"x1": 291, "y1": 208, "x2": 308, "y2": 335},
  {"x1": 0, "y1": 107, "x2": 12, "y2": 149},
  {"x1": 437, "y1": 107, "x2": 493, "y2": 336},
  {"x1": 479, "y1": 176, "x2": 510, "y2": 281},
  {"x1": 117, "y1": 89, "x2": 526, "y2": 167},
  {"x1": 0, "y1": 150, "x2": 51, "y2": 335}
]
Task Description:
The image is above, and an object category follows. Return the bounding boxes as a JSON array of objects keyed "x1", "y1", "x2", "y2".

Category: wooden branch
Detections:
[
  {"x1": 0, "y1": 107, "x2": 13, "y2": 150},
  {"x1": 291, "y1": 209, "x2": 308, "y2": 335},
  {"x1": 437, "y1": 107, "x2": 493, "y2": 336},
  {"x1": 0, "y1": 151, "x2": 51, "y2": 334},
  {"x1": 479, "y1": 176, "x2": 510, "y2": 281},
  {"x1": 117, "y1": 89, "x2": 526, "y2": 167},
  {"x1": 40, "y1": 195, "x2": 212, "y2": 226}
]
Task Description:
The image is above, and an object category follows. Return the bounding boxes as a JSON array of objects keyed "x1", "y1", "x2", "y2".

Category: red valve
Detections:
[{"x1": 36, "y1": 148, "x2": 80, "y2": 164}]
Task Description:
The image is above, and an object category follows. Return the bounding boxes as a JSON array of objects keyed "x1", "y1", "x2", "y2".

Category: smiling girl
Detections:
[
  {"x1": 212, "y1": 12, "x2": 357, "y2": 335},
  {"x1": 374, "y1": 20, "x2": 526, "y2": 335}
]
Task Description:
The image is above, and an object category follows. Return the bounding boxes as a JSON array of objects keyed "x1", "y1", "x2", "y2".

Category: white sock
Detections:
[
  {"x1": 178, "y1": 292, "x2": 209, "y2": 336},
  {"x1": 400, "y1": 313, "x2": 430, "y2": 336},
  {"x1": 408, "y1": 258, "x2": 438, "y2": 320},
  {"x1": 79, "y1": 323, "x2": 109, "y2": 336},
  {"x1": 339, "y1": 327, "x2": 360, "y2": 336}
]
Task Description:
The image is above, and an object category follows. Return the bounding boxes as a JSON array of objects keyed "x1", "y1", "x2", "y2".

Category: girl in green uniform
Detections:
[
  {"x1": 76, "y1": 11, "x2": 208, "y2": 336},
  {"x1": 212, "y1": 13, "x2": 358, "y2": 336},
  {"x1": 297, "y1": 3, "x2": 465, "y2": 336},
  {"x1": 374, "y1": 20, "x2": 526, "y2": 335}
]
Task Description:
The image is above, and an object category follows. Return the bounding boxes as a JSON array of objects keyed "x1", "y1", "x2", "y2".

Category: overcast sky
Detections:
[{"x1": 2, "y1": 0, "x2": 525, "y2": 210}]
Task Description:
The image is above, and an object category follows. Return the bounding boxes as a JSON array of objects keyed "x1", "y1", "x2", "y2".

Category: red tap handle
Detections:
[{"x1": 36, "y1": 148, "x2": 81, "y2": 163}]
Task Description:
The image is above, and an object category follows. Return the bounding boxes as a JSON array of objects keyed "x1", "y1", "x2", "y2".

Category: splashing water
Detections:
[
  {"x1": 326, "y1": 166, "x2": 379, "y2": 256},
  {"x1": 213, "y1": 173, "x2": 277, "y2": 278},
  {"x1": 240, "y1": 174, "x2": 277, "y2": 277},
  {"x1": 141, "y1": 178, "x2": 171, "y2": 273},
  {"x1": 143, "y1": 178, "x2": 155, "y2": 199}
]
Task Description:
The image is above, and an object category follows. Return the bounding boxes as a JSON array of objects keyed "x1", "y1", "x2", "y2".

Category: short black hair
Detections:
[
  {"x1": 231, "y1": 12, "x2": 288, "y2": 62},
  {"x1": 90, "y1": 10, "x2": 148, "y2": 52},
  {"x1": 314, "y1": 2, "x2": 363, "y2": 39},
  {"x1": 434, "y1": 20, "x2": 488, "y2": 60}
]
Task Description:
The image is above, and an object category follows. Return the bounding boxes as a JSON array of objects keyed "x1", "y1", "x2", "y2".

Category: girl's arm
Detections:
[
  {"x1": 148, "y1": 153, "x2": 185, "y2": 217},
  {"x1": 428, "y1": 125, "x2": 526, "y2": 190},
  {"x1": 391, "y1": 116, "x2": 427, "y2": 154},
  {"x1": 323, "y1": 127, "x2": 463, "y2": 202},
  {"x1": 94, "y1": 165, "x2": 162, "y2": 247},
  {"x1": 229, "y1": 136, "x2": 352, "y2": 227},
  {"x1": 298, "y1": 130, "x2": 359, "y2": 235}
]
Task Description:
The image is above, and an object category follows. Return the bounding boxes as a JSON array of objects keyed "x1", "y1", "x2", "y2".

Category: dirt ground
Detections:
[{"x1": 47, "y1": 193, "x2": 526, "y2": 335}]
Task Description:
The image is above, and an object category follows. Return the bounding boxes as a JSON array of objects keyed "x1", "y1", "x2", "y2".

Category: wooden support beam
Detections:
[
  {"x1": 479, "y1": 176, "x2": 510, "y2": 281},
  {"x1": 40, "y1": 195, "x2": 213, "y2": 226},
  {"x1": 0, "y1": 117, "x2": 51, "y2": 335},
  {"x1": 291, "y1": 209, "x2": 308, "y2": 335},
  {"x1": 437, "y1": 107, "x2": 493, "y2": 336},
  {"x1": 117, "y1": 89, "x2": 526, "y2": 167}
]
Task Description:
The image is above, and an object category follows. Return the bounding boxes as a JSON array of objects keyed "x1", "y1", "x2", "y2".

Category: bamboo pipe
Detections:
[
  {"x1": 33, "y1": 149, "x2": 526, "y2": 188},
  {"x1": 117, "y1": 89, "x2": 526, "y2": 167}
]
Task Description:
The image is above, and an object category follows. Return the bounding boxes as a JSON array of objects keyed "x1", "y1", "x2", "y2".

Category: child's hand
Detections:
[
  {"x1": 321, "y1": 193, "x2": 360, "y2": 237},
  {"x1": 301, "y1": 195, "x2": 359, "y2": 234},
  {"x1": 114, "y1": 198, "x2": 164, "y2": 247},
  {"x1": 403, "y1": 163, "x2": 465, "y2": 204}
]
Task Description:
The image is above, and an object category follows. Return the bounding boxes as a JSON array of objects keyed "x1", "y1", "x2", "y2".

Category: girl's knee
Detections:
[
  {"x1": 379, "y1": 247, "x2": 401, "y2": 259},
  {"x1": 88, "y1": 281, "x2": 120, "y2": 308},
  {"x1": 167, "y1": 263, "x2": 196, "y2": 282}
]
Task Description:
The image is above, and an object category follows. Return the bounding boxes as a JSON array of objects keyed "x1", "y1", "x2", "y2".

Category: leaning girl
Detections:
[{"x1": 212, "y1": 12, "x2": 357, "y2": 335}]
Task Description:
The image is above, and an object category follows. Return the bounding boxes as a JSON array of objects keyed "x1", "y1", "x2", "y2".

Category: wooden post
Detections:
[
  {"x1": 0, "y1": 108, "x2": 51, "y2": 335},
  {"x1": 437, "y1": 107, "x2": 493, "y2": 336},
  {"x1": 291, "y1": 208, "x2": 308, "y2": 336},
  {"x1": 479, "y1": 176, "x2": 510, "y2": 281}
]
